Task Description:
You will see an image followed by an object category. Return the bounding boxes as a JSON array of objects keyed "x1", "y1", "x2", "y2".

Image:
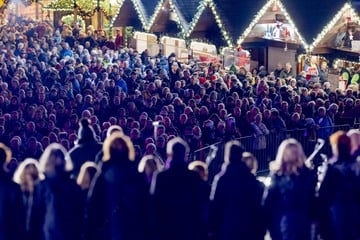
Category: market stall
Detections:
[
  {"x1": 132, "y1": 31, "x2": 159, "y2": 56},
  {"x1": 222, "y1": 47, "x2": 251, "y2": 71},
  {"x1": 236, "y1": 0, "x2": 307, "y2": 71},
  {"x1": 190, "y1": 41, "x2": 218, "y2": 63},
  {"x1": 306, "y1": 3, "x2": 360, "y2": 89},
  {"x1": 160, "y1": 36, "x2": 188, "y2": 60}
]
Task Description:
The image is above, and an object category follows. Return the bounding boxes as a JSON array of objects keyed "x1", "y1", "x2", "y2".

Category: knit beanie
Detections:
[{"x1": 77, "y1": 118, "x2": 96, "y2": 144}]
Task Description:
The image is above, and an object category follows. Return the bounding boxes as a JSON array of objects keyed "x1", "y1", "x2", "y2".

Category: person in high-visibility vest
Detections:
[
  {"x1": 340, "y1": 67, "x2": 351, "y2": 86},
  {"x1": 350, "y1": 69, "x2": 359, "y2": 85}
]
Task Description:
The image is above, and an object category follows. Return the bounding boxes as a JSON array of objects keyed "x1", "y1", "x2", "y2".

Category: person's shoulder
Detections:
[{"x1": 0, "y1": 175, "x2": 20, "y2": 191}]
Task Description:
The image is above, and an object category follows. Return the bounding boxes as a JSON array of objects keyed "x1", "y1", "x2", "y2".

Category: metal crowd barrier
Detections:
[{"x1": 190, "y1": 124, "x2": 353, "y2": 181}]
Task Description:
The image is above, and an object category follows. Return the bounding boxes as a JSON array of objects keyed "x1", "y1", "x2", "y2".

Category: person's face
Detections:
[
  {"x1": 10, "y1": 139, "x2": 20, "y2": 149},
  {"x1": 286, "y1": 63, "x2": 291, "y2": 71},
  {"x1": 38, "y1": 92, "x2": 46, "y2": 102},
  {"x1": 23, "y1": 164, "x2": 39, "y2": 182},
  {"x1": 11, "y1": 111, "x2": 18, "y2": 120},
  {"x1": 179, "y1": 115, "x2": 187, "y2": 124},
  {"x1": 27, "y1": 122, "x2": 35, "y2": 132},
  {"x1": 318, "y1": 109, "x2": 326, "y2": 117},
  {"x1": 255, "y1": 114, "x2": 262, "y2": 124}
]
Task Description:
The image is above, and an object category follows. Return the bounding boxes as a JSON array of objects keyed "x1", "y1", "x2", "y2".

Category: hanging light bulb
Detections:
[
  {"x1": 272, "y1": 0, "x2": 278, "y2": 12},
  {"x1": 169, "y1": 9, "x2": 177, "y2": 22}
]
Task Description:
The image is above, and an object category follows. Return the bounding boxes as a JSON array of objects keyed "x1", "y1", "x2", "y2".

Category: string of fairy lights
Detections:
[
  {"x1": 39, "y1": 0, "x2": 360, "y2": 58},
  {"x1": 185, "y1": 0, "x2": 232, "y2": 47},
  {"x1": 236, "y1": 0, "x2": 307, "y2": 49}
]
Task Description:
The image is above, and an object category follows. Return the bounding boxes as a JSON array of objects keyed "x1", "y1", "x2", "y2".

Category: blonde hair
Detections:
[
  {"x1": 0, "y1": 142, "x2": 11, "y2": 163},
  {"x1": 13, "y1": 158, "x2": 44, "y2": 185},
  {"x1": 102, "y1": 132, "x2": 135, "y2": 162},
  {"x1": 242, "y1": 152, "x2": 258, "y2": 175},
  {"x1": 188, "y1": 161, "x2": 208, "y2": 181},
  {"x1": 39, "y1": 143, "x2": 73, "y2": 175},
  {"x1": 76, "y1": 161, "x2": 100, "y2": 190},
  {"x1": 138, "y1": 155, "x2": 164, "y2": 173},
  {"x1": 224, "y1": 140, "x2": 244, "y2": 164},
  {"x1": 270, "y1": 138, "x2": 307, "y2": 175}
]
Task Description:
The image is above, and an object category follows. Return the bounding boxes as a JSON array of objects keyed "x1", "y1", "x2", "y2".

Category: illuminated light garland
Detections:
[
  {"x1": 110, "y1": 0, "x2": 147, "y2": 30},
  {"x1": 131, "y1": 0, "x2": 148, "y2": 30},
  {"x1": 334, "y1": 58, "x2": 360, "y2": 66},
  {"x1": 144, "y1": 0, "x2": 165, "y2": 31},
  {"x1": 186, "y1": 0, "x2": 232, "y2": 47},
  {"x1": 168, "y1": 0, "x2": 187, "y2": 35},
  {"x1": 309, "y1": 3, "x2": 360, "y2": 53},
  {"x1": 237, "y1": 0, "x2": 307, "y2": 50}
]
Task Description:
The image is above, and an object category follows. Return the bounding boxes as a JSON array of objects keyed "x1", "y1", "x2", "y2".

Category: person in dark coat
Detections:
[
  {"x1": 13, "y1": 158, "x2": 43, "y2": 240},
  {"x1": 263, "y1": 138, "x2": 317, "y2": 240},
  {"x1": 85, "y1": 133, "x2": 150, "y2": 240},
  {"x1": 317, "y1": 131, "x2": 360, "y2": 240},
  {"x1": 347, "y1": 129, "x2": 360, "y2": 159},
  {"x1": 151, "y1": 137, "x2": 208, "y2": 240},
  {"x1": 32, "y1": 143, "x2": 83, "y2": 240},
  {"x1": 68, "y1": 118, "x2": 102, "y2": 178},
  {"x1": 209, "y1": 140, "x2": 265, "y2": 240},
  {"x1": 0, "y1": 143, "x2": 26, "y2": 240}
]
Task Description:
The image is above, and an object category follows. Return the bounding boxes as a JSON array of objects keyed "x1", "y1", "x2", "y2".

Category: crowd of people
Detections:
[
  {"x1": 0, "y1": 125, "x2": 360, "y2": 240},
  {"x1": 0, "y1": 16, "x2": 359, "y2": 165},
  {"x1": 0, "y1": 14, "x2": 359, "y2": 240}
]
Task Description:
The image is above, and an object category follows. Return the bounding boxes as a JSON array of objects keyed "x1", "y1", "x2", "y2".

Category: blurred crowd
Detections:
[
  {"x1": 0, "y1": 14, "x2": 359, "y2": 240},
  {"x1": 0, "y1": 126, "x2": 359, "y2": 240}
]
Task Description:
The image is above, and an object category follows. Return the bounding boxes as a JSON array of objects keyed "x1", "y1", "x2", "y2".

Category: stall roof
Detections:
[
  {"x1": 212, "y1": 0, "x2": 267, "y2": 44},
  {"x1": 111, "y1": 0, "x2": 146, "y2": 30},
  {"x1": 172, "y1": 0, "x2": 201, "y2": 24},
  {"x1": 186, "y1": 0, "x2": 233, "y2": 46},
  {"x1": 146, "y1": 0, "x2": 185, "y2": 35},
  {"x1": 283, "y1": 0, "x2": 348, "y2": 49},
  {"x1": 236, "y1": 0, "x2": 307, "y2": 49},
  {"x1": 309, "y1": 2, "x2": 360, "y2": 53},
  {"x1": 138, "y1": 0, "x2": 159, "y2": 21}
]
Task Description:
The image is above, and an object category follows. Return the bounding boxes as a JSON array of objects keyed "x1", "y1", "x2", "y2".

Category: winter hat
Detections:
[{"x1": 77, "y1": 118, "x2": 96, "y2": 144}]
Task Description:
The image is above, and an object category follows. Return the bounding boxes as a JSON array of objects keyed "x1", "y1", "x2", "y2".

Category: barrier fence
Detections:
[{"x1": 190, "y1": 124, "x2": 356, "y2": 182}]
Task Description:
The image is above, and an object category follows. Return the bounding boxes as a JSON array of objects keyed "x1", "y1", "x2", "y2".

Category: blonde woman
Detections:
[
  {"x1": 86, "y1": 133, "x2": 149, "y2": 240},
  {"x1": 34, "y1": 143, "x2": 83, "y2": 240},
  {"x1": 263, "y1": 138, "x2": 316, "y2": 240},
  {"x1": 77, "y1": 161, "x2": 100, "y2": 201},
  {"x1": 13, "y1": 158, "x2": 43, "y2": 239},
  {"x1": 138, "y1": 154, "x2": 164, "y2": 184}
]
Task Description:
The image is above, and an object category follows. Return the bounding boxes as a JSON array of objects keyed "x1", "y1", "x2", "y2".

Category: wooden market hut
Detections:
[
  {"x1": 185, "y1": 0, "x2": 232, "y2": 48},
  {"x1": 234, "y1": 0, "x2": 307, "y2": 72}
]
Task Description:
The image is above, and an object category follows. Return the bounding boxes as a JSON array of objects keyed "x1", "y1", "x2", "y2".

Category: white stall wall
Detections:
[{"x1": 267, "y1": 46, "x2": 296, "y2": 73}]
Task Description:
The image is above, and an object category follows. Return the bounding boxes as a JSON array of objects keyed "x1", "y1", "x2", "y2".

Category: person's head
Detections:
[
  {"x1": 0, "y1": 143, "x2": 11, "y2": 174},
  {"x1": 224, "y1": 140, "x2": 245, "y2": 164},
  {"x1": 330, "y1": 131, "x2": 352, "y2": 161},
  {"x1": 242, "y1": 152, "x2": 258, "y2": 175},
  {"x1": 347, "y1": 129, "x2": 360, "y2": 155},
  {"x1": 270, "y1": 138, "x2": 307, "y2": 175},
  {"x1": 188, "y1": 161, "x2": 208, "y2": 181},
  {"x1": 39, "y1": 143, "x2": 72, "y2": 178},
  {"x1": 317, "y1": 106, "x2": 326, "y2": 117},
  {"x1": 102, "y1": 132, "x2": 135, "y2": 162},
  {"x1": 166, "y1": 137, "x2": 190, "y2": 168},
  {"x1": 106, "y1": 125, "x2": 123, "y2": 138},
  {"x1": 285, "y1": 62, "x2": 292, "y2": 71},
  {"x1": 138, "y1": 155, "x2": 164, "y2": 183},
  {"x1": 76, "y1": 161, "x2": 99, "y2": 190},
  {"x1": 13, "y1": 158, "x2": 43, "y2": 192},
  {"x1": 76, "y1": 118, "x2": 97, "y2": 144}
]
